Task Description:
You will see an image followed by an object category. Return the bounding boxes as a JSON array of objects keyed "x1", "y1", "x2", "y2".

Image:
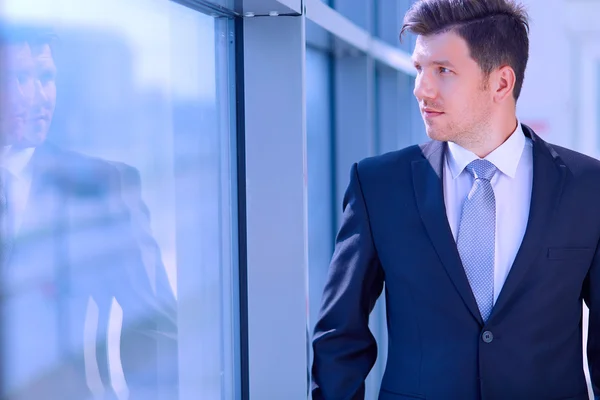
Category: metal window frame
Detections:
[
  {"x1": 240, "y1": 1, "x2": 309, "y2": 398},
  {"x1": 240, "y1": 1, "x2": 421, "y2": 399}
]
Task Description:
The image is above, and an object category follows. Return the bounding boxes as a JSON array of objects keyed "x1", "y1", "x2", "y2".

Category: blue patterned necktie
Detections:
[{"x1": 456, "y1": 159, "x2": 497, "y2": 322}]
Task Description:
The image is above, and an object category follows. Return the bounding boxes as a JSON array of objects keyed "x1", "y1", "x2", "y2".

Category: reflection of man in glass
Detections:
[
  {"x1": 0, "y1": 32, "x2": 34, "y2": 147},
  {"x1": 0, "y1": 24, "x2": 178, "y2": 400},
  {"x1": 18, "y1": 30, "x2": 55, "y2": 148},
  {"x1": 0, "y1": 27, "x2": 34, "y2": 286}
]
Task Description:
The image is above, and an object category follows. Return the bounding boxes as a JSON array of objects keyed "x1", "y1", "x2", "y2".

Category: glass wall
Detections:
[
  {"x1": 0, "y1": 0, "x2": 453, "y2": 398},
  {"x1": 306, "y1": 46, "x2": 334, "y2": 334},
  {"x1": 0, "y1": 0, "x2": 239, "y2": 399},
  {"x1": 373, "y1": 0, "x2": 416, "y2": 51}
]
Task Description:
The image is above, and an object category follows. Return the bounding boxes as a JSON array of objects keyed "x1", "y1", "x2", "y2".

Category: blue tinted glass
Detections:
[
  {"x1": 0, "y1": 1, "x2": 238, "y2": 399},
  {"x1": 306, "y1": 48, "x2": 334, "y2": 333}
]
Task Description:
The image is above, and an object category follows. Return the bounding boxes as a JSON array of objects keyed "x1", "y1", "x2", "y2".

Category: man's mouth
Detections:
[{"x1": 422, "y1": 108, "x2": 444, "y2": 117}]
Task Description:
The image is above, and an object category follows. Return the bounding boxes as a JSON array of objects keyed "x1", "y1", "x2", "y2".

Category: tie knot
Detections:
[{"x1": 465, "y1": 159, "x2": 497, "y2": 181}]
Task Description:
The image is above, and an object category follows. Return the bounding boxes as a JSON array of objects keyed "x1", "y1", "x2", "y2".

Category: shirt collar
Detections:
[
  {"x1": 1, "y1": 146, "x2": 36, "y2": 180},
  {"x1": 446, "y1": 120, "x2": 525, "y2": 180}
]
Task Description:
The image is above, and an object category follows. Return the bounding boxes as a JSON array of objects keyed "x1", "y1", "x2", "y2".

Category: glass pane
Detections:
[
  {"x1": 0, "y1": 1, "x2": 238, "y2": 399},
  {"x1": 374, "y1": 0, "x2": 416, "y2": 52},
  {"x1": 306, "y1": 48, "x2": 334, "y2": 335},
  {"x1": 333, "y1": 0, "x2": 370, "y2": 31}
]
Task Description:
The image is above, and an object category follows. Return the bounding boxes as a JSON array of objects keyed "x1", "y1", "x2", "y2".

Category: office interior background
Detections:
[{"x1": 1, "y1": 0, "x2": 598, "y2": 398}]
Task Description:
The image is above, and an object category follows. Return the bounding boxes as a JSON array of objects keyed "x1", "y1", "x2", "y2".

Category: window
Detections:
[
  {"x1": 306, "y1": 47, "x2": 334, "y2": 334},
  {"x1": 332, "y1": 0, "x2": 370, "y2": 31},
  {"x1": 0, "y1": 1, "x2": 238, "y2": 399},
  {"x1": 373, "y1": 0, "x2": 416, "y2": 52}
]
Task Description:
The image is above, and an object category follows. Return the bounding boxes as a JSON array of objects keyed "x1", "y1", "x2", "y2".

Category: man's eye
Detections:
[
  {"x1": 40, "y1": 72, "x2": 56, "y2": 84},
  {"x1": 17, "y1": 72, "x2": 33, "y2": 85}
]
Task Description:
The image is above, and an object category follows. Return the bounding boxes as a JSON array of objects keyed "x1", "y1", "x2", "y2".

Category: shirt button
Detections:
[{"x1": 482, "y1": 331, "x2": 494, "y2": 343}]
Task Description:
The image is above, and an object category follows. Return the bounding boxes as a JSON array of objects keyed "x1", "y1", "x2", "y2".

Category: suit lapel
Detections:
[
  {"x1": 412, "y1": 140, "x2": 484, "y2": 325},
  {"x1": 490, "y1": 126, "x2": 566, "y2": 321}
]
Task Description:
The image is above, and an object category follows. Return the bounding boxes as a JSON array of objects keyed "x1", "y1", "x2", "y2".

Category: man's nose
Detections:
[
  {"x1": 17, "y1": 78, "x2": 34, "y2": 107},
  {"x1": 33, "y1": 79, "x2": 48, "y2": 102},
  {"x1": 413, "y1": 72, "x2": 437, "y2": 101}
]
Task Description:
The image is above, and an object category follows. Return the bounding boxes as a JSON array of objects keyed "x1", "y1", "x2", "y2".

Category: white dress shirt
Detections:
[
  {"x1": 1, "y1": 146, "x2": 36, "y2": 234},
  {"x1": 443, "y1": 122, "x2": 533, "y2": 304}
]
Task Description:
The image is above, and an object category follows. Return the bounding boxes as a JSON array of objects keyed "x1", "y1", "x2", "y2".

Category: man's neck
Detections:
[
  {"x1": 2, "y1": 146, "x2": 36, "y2": 179},
  {"x1": 462, "y1": 117, "x2": 519, "y2": 158}
]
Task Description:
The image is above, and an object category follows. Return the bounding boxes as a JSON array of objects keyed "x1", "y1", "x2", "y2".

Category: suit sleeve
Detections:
[
  {"x1": 585, "y1": 240, "x2": 600, "y2": 399},
  {"x1": 110, "y1": 162, "x2": 178, "y2": 312},
  {"x1": 106, "y1": 163, "x2": 179, "y2": 399},
  {"x1": 311, "y1": 162, "x2": 385, "y2": 400}
]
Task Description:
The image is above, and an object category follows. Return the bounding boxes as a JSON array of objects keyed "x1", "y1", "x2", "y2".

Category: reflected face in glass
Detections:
[
  {"x1": 0, "y1": 42, "x2": 35, "y2": 146},
  {"x1": 24, "y1": 43, "x2": 57, "y2": 147},
  {"x1": 412, "y1": 31, "x2": 493, "y2": 144}
]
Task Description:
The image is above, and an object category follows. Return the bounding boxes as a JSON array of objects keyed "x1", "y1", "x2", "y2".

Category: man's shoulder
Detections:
[
  {"x1": 35, "y1": 144, "x2": 138, "y2": 195},
  {"x1": 544, "y1": 141, "x2": 600, "y2": 177},
  {"x1": 357, "y1": 144, "x2": 426, "y2": 171},
  {"x1": 354, "y1": 142, "x2": 431, "y2": 181},
  {"x1": 37, "y1": 142, "x2": 114, "y2": 169}
]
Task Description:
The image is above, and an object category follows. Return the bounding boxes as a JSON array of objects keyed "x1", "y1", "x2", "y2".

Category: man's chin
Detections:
[
  {"x1": 425, "y1": 128, "x2": 451, "y2": 142},
  {"x1": 12, "y1": 131, "x2": 48, "y2": 148}
]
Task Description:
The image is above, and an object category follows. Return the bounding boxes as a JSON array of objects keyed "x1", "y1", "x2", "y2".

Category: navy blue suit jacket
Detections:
[{"x1": 312, "y1": 125, "x2": 599, "y2": 400}]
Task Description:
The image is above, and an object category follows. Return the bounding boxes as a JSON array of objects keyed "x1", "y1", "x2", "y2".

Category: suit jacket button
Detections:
[{"x1": 482, "y1": 331, "x2": 494, "y2": 343}]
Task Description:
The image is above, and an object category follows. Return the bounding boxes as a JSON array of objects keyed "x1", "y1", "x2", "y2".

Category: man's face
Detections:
[
  {"x1": 0, "y1": 42, "x2": 35, "y2": 146},
  {"x1": 412, "y1": 31, "x2": 493, "y2": 144},
  {"x1": 23, "y1": 43, "x2": 57, "y2": 147}
]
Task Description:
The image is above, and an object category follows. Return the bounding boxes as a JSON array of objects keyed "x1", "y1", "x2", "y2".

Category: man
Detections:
[
  {"x1": 311, "y1": 1, "x2": 599, "y2": 399},
  {"x1": 0, "y1": 24, "x2": 177, "y2": 399},
  {"x1": 0, "y1": 30, "x2": 34, "y2": 148}
]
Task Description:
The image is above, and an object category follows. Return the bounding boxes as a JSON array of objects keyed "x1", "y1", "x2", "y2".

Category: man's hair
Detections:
[
  {"x1": 401, "y1": 0, "x2": 530, "y2": 101},
  {"x1": 0, "y1": 21, "x2": 58, "y2": 49}
]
